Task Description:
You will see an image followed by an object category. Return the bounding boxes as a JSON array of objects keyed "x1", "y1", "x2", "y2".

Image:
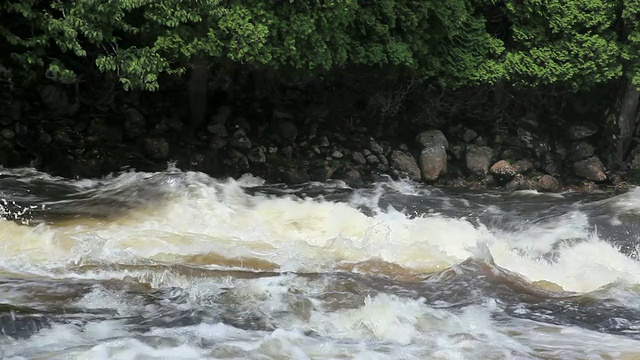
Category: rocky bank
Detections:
[{"x1": 0, "y1": 74, "x2": 636, "y2": 193}]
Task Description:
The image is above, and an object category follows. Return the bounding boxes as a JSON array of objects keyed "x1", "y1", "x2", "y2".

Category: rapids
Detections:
[{"x1": 1, "y1": 166, "x2": 640, "y2": 359}]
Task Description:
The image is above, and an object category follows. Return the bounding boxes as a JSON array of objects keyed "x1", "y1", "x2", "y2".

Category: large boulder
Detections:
[
  {"x1": 573, "y1": 156, "x2": 606, "y2": 182},
  {"x1": 416, "y1": 130, "x2": 448, "y2": 150},
  {"x1": 466, "y1": 145, "x2": 493, "y2": 177},
  {"x1": 568, "y1": 141, "x2": 594, "y2": 161},
  {"x1": 489, "y1": 160, "x2": 517, "y2": 184},
  {"x1": 389, "y1": 150, "x2": 421, "y2": 181},
  {"x1": 419, "y1": 145, "x2": 447, "y2": 181}
]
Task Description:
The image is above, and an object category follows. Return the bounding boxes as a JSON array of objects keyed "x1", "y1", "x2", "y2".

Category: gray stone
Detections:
[
  {"x1": 363, "y1": 149, "x2": 372, "y2": 156},
  {"x1": 568, "y1": 124, "x2": 597, "y2": 140},
  {"x1": 490, "y1": 160, "x2": 517, "y2": 184},
  {"x1": 247, "y1": 147, "x2": 266, "y2": 164},
  {"x1": 143, "y1": 137, "x2": 170, "y2": 160},
  {"x1": 466, "y1": 145, "x2": 493, "y2": 177},
  {"x1": 366, "y1": 154, "x2": 379, "y2": 164},
  {"x1": 352, "y1": 151, "x2": 367, "y2": 165},
  {"x1": 416, "y1": 130, "x2": 448, "y2": 150},
  {"x1": 419, "y1": 145, "x2": 447, "y2": 181},
  {"x1": 369, "y1": 139, "x2": 384, "y2": 154},
  {"x1": 513, "y1": 159, "x2": 534, "y2": 174},
  {"x1": 399, "y1": 143, "x2": 409, "y2": 151},
  {"x1": 1, "y1": 128, "x2": 14, "y2": 140},
  {"x1": 282, "y1": 146, "x2": 294, "y2": 158},
  {"x1": 316, "y1": 136, "x2": 330, "y2": 148},
  {"x1": 505, "y1": 174, "x2": 537, "y2": 191},
  {"x1": 331, "y1": 150, "x2": 344, "y2": 159},
  {"x1": 517, "y1": 128, "x2": 535, "y2": 149},
  {"x1": 538, "y1": 175, "x2": 561, "y2": 192},
  {"x1": 209, "y1": 136, "x2": 227, "y2": 150},
  {"x1": 573, "y1": 156, "x2": 606, "y2": 182},
  {"x1": 341, "y1": 169, "x2": 363, "y2": 187},
  {"x1": 207, "y1": 123, "x2": 228, "y2": 137},
  {"x1": 379, "y1": 155, "x2": 388, "y2": 166},
  {"x1": 462, "y1": 128, "x2": 478, "y2": 143},
  {"x1": 229, "y1": 129, "x2": 252, "y2": 151},
  {"x1": 389, "y1": 150, "x2": 420, "y2": 181},
  {"x1": 38, "y1": 131, "x2": 52, "y2": 144},
  {"x1": 124, "y1": 108, "x2": 146, "y2": 139},
  {"x1": 568, "y1": 141, "x2": 594, "y2": 161}
]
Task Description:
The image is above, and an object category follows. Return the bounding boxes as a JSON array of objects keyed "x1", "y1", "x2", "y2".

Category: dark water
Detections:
[{"x1": 1, "y1": 167, "x2": 640, "y2": 359}]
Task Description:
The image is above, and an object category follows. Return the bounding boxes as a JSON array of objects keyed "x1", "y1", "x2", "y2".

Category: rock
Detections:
[
  {"x1": 568, "y1": 124, "x2": 597, "y2": 140},
  {"x1": 379, "y1": 155, "x2": 388, "y2": 166},
  {"x1": 209, "y1": 136, "x2": 227, "y2": 150},
  {"x1": 568, "y1": 141, "x2": 594, "y2": 161},
  {"x1": 466, "y1": 145, "x2": 493, "y2": 177},
  {"x1": 352, "y1": 152, "x2": 367, "y2": 165},
  {"x1": 316, "y1": 136, "x2": 330, "y2": 148},
  {"x1": 419, "y1": 145, "x2": 447, "y2": 181},
  {"x1": 331, "y1": 150, "x2": 343, "y2": 159},
  {"x1": 310, "y1": 166, "x2": 334, "y2": 182},
  {"x1": 366, "y1": 154, "x2": 379, "y2": 164},
  {"x1": 519, "y1": 113, "x2": 539, "y2": 129},
  {"x1": 538, "y1": 175, "x2": 561, "y2": 192},
  {"x1": 573, "y1": 156, "x2": 606, "y2": 182},
  {"x1": 489, "y1": 160, "x2": 517, "y2": 184},
  {"x1": 1, "y1": 128, "x2": 14, "y2": 140},
  {"x1": 399, "y1": 143, "x2": 409, "y2": 151},
  {"x1": 449, "y1": 144, "x2": 465, "y2": 160},
  {"x1": 207, "y1": 123, "x2": 228, "y2": 137},
  {"x1": 210, "y1": 106, "x2": 231, "y2": 125},
  {"x1": 277, "y1": 119, "x2": 298, "y2": 142},
  {"x1": 462, "y1": 128, "x2": 478, "y2": 143},
  {"x1": 341, "y1": 169, "x2": 363, "y2": 187},
  {"x1": 143, "y1": 137, "x2": 170, "y2": 160},
  {"x1": 369, "y1": 139, "x2": 384, "y2": 155},
  {"x1": 363, "y1": 149, "x2": 372, "y2": 156},
  {"x1": 124, "y1": 108, "x2": 146, "y2": 139},
  {"x1": 416, "y1": 130, "x2": 448, "y2": 150},
  {"x1": 517, "y1": 128, "x2": 535, "y2": 149},
  {"x1": 389, "y1": 150, "x2": 421, "y2": 181},
  {"x1": 513, "y1": 159, "x2": 533, "y2": 174},
  {"x1": 542, "y1": 154, "x2": 561, "y2": 177},
  {"x1": 227, "y1": 149, "x2": 249, "y2": 170},
  {"x1": 229, "y1": 129, "x2": 252, "y2": 151},
  {"x1": 247, "y1": 147, "x2": 266, "y2": 164},
  {"x1": 283, "y1": 168, "x2": 310, "y2": 184},
  {"x1": 282, "y1": 146, "x2": 294, "y2": 159},
  {"x1": 505, "y1": 174, "x2": 537, "y2": 191}
]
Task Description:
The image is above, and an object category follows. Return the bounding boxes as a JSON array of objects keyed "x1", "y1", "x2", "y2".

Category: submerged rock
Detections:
[
  {"x1": 419, "y1": 145, "x2": 447, "y2": 181},
  {"x1": 573, "y1": 156, "x2": 606, "y2": 182}
]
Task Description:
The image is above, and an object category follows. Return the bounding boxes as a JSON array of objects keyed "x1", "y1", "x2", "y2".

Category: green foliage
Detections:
[{"x1": 2, "y1": 0, "x2": 640, "y2": 92}]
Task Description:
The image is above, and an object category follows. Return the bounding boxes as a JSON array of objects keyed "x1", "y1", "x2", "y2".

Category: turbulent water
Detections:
[{"x1": 2, "y1": 166, "x2": 640, "y2": 359}]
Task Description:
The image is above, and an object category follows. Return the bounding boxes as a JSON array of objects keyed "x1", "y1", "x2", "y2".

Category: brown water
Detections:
[{"x1": 1, "y1": 167, "x2": 640, "y2": 359}]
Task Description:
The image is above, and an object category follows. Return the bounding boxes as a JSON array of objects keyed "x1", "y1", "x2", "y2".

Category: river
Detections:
[{"x1": 1, "y1": 166, "x2": 640, "y2": 359}]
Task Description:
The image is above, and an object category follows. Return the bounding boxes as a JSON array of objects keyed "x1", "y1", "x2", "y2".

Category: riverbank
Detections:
[{"x1": 0, "y1": 70, "x2": 635, "y2": 193}]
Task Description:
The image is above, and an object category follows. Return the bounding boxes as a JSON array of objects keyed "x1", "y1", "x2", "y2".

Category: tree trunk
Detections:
[
  {"x1": 187, "y1": 58, "x2": 210, "y2": 135},
  {"x1": 608, "y1": 80, "x2": 640, "y2": 167}
]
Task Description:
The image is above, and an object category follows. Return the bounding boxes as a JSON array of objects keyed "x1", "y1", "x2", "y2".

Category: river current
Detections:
[{"x1": 1, "y1": 166, "x2": 640, "y2": 359}]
